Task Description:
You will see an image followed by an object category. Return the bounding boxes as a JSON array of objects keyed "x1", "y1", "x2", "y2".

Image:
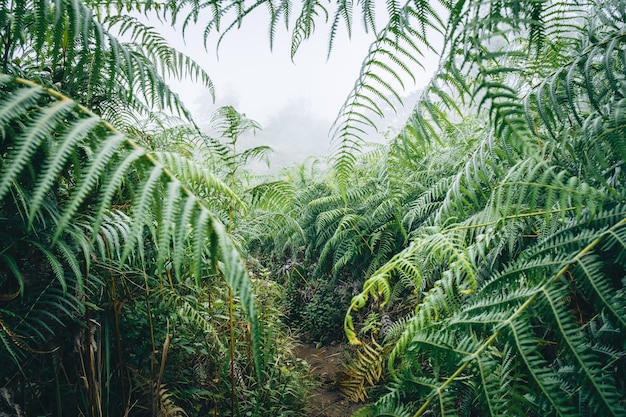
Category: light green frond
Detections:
[
  {"x1": 56, "y1": 133, "x2": 128, "y2": 243},
  {"x1": 151, "y1": 286, "x2": 225, "y2": 350},
  {"x1": 211, "y1": 105, "x2": 262, "y2": 142},
  {"x1": 27, "y1": 114, "x2": 101, "y2": 224},
  {"x1": 0, "y1": 93, "x2": 75, "y2": 202},
  {"x1": 403, "y1": 176, "x2": 453, "y2": 231},
  {"x1": 314, "y1": 206, "x2": 351, "y2": 236},
  {"x1": 318, "y1": 213, "x2": 367, "y2": 268},
  {"x1": 121, "y1": 164, "x2": 164, "y2": 264},
  {"x1": 214, "y1": 218, "x2": 264, "y2": 382},
  {"x1": 248, "y1": 180, "x2": 294, "y2": 211},
  {"x1": 172, "y1": 195, "x2": 198, "y2": 278},
  {"x1": 239, "y1": 145, "x2": 273, "y2": 167},
  {"x1": 91, "y1": 147, "x2": 147, "y2": 237},
  {"x1": 155, "y1": 179, "x2": 182, "y2": 273}
]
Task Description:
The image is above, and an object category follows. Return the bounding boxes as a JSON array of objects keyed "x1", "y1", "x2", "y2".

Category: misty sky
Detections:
[{"x1": 152, "y1": 7, "x2": 438, "y2": 171}]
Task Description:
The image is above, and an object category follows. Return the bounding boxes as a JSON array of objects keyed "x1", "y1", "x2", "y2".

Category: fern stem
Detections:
[
  {"x1": 446, "y1": 206, "x2": 579, "y2": 232},
  {"x1": 229, "y1": 285, "x2": 236, "y2": 414}
]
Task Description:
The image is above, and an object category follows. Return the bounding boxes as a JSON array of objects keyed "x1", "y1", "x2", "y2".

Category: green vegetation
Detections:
[{"x1": 1, "y1": 0, "x2": 625, "y2": 416}]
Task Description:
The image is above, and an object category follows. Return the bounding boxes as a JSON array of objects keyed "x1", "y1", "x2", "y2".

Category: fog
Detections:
[{"x1": 143, "y1": 6, "x2": 440, "y2": 171}]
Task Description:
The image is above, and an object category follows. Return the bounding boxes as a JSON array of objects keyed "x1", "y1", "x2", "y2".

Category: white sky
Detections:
[
  {"x1": 164, "y1": 13, "x2": 379, "y2": 125},
  {"x1": 146, "y1": 6, "x2": 441, "y2": 169}
]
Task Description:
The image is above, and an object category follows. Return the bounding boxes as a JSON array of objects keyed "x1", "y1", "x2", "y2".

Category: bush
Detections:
[{"x1": 284, "y1": 270, "x2": 359, "y2": 343}]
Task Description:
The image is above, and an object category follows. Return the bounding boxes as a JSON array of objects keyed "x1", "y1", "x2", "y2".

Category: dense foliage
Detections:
[
  {"x1": 0, "y1": 2, "x2": 309, "y2": 415},
  {"x1": 239, "y1": 0, "x2": 626, "y2": 415},
  {"x1": 1, "y1": 0, "x2": 625, "y2": 416}
]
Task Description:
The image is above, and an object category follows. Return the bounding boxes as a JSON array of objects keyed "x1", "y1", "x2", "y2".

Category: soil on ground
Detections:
[{"x1": 295, "y1": 343, "x2": 364, "y2": 417}]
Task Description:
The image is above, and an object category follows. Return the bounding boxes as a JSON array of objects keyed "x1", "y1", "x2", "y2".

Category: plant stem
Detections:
[{"x1": 229, "y1": 285, "x2": 236, "y2": 414}]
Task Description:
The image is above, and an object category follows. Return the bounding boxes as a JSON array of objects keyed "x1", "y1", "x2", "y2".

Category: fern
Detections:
[
  {"x1": 152, "y1": 150, "x2": 244, "y2": 212},
  {"x1": 0, "y1": 75, "x2": 264, "y2": 390},
  {"x1": 290, "y1": 0, "x2": 329, "y2": 59},
  {"x1": 341, "y1": 5, "x2": 626, "y2": 412},
  {"x1": 369, "y1": 209, "x2": 626, "y2": 416},
  {"x1": 106, "y1": 14, "x2": 214, "y2": 97},
  {"x1": 330, "y1": 0, "x2": 447, "y2": 190},
  {"x1": 85, "y1": 0, "x2": 625, "y2": 416},
  {"x1": 2, "y1": 0, "x2": 209, "y2": 121},
  {"x1": 340, "y1": 339, "x2": 385, "y2": 402}
]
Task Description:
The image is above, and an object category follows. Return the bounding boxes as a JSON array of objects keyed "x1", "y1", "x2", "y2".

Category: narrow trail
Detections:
[{"x1": 294, "y1": 343, "x2": 364, "y2": 417}]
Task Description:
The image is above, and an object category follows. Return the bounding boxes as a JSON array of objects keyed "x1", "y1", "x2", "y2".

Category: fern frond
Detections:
[
  {"x1": 327, "y1": 0, "x2": 352, "y2": 58},
  {"x1": 492, "y1": 158, "x2": 605, "y2": 224},
  {"x1": 3, "y1": 1, "x2": 198, "y2": 119},
  {"x1": 340, "y1": 339, "x2": 384, "y2": 402},
  {"x1": 152, "y1": 151, "x2": 243, "y2": 210},
  {"x1": 0, "y1": 90, "x2": 75, "y2": 202},
  {"x1": 330, "y1": 0, "x2": 446, "y2": 190},
  {"x1": 290, "y1": 0, "x2": 326, "y2": 59},
  {"x1": 543, "y1": 282, "x2": 624, "y2": 415},
  {"x1": 0, "y1": 75, "x2": 264, "y2": 385},
  {"x1": 106, "y1": 14, "x2": 215, "y2": 98},
  {"x1": 27, "y1": 114, "x2": 101, "y2": 224}
]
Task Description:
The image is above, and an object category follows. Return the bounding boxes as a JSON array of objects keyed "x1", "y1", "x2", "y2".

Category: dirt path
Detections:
[{"x1": 295, "y1": 343, "x2": 364, "y2": 417}]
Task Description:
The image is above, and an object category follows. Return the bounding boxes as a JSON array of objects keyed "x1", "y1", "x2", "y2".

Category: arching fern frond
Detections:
[
  {"x1": 107, "y1": 15, "x2": 214, "y2": 92},
  {"x1": 2, "y1": 0, "x2": 202, "y2": 120},
  {"x1": 0, "y1": 74, "x2": 264, "y2": 384},
  {"x1": 330, "y1": 0, "x2": 448, "y2": 191}
]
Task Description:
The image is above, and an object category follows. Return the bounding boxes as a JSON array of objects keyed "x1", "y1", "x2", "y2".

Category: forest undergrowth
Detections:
[{"x1": 1, "y1": 0, "x2": 626, "y2": 416}]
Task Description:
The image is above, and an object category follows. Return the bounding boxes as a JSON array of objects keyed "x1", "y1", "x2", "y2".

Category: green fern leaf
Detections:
[
  {"x1": 27, "y1": 115, "x2": 101, "y2": 225},
  {"x1": 0, "y1": 97, "x2": 74, "y2": 202},
  {"x1": 54, "y1": 133, "x2": 127, "y2": 243}
]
